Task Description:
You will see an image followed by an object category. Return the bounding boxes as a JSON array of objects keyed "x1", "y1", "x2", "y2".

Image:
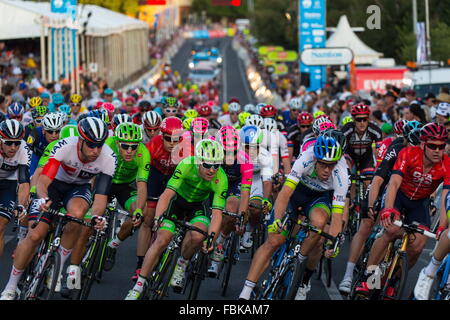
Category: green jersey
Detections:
[
  {"x1": 105, "y1": 136, "x2": 150, "y2": 184},
  {"x1": 166, "y1": 156, "x2": 228, "y2": 211},
  {"x1": 38, "y1": 140, "x2": 58, "y2": 168}
]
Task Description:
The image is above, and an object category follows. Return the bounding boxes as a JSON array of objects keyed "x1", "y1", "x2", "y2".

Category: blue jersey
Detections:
[
  {"x1": 281, "y1": 110, "x2": 296, "y2": 128},
  {"x1": 26, "y1": 127, "x2": 49, "y2": 175}
]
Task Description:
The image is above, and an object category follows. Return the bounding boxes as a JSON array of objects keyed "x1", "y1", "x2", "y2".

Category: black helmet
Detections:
[
  {"x1": 77, "y1": 117, "x2": 108, "y2": 143},
  {"x1": 0, "y1": 119, "x2": 24, "y2": 140},
  {"x1": 407, "y1": 128, "x2": 422, "y2": 146},
  {"x1": 321, "y1": 129, "x2": 347, "y2": 152},
  {"x1": 138, "y1": 100, "x2": 152, "y2": 112}
]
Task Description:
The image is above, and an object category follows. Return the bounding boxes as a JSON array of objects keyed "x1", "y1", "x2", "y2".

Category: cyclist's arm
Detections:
[
  {"x1": 91, "y1": 194, "x2": 108, "y2": 217},
  {"x1": 273, "y1": 184, "x2": 295, "y2": 221},
  {"x1": 210, "y1": 170, "x2": 228, "y2": 237},
  {"x1": 36, "y1": 173, "x2": 52, "y2": 199},
  {"x1": 238, "y1": 152, "x2": 253, "y2": 214},
  {"x1": 155, "y1": 188, "x2": 176, "y2": 219},
  {"x1": 439, "y1": 188, "x2": 449, "y2": 229},
  {"x1": 260, "y1": 149, "x2": 273, "y2": 199},
  {"x1": 279, "y1": 134, "x2": 291, "y2": 174},
  {"x1": 329, "y1": 161, "x2": 350, "y2": 237},
  {"x1": 367, "y1": 175, "x2": 384, "y2": 209},
  {"x1": 384, "y1": 174, "x2": 402, "y2": 209},
  {"x1": 135, "y1": 181, "x2": 147, "y2": 212}
]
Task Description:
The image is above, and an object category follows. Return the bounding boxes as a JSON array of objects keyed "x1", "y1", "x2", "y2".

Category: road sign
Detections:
[{"x1": 301, "y1": 47, "x2": 353, "y2": 66}]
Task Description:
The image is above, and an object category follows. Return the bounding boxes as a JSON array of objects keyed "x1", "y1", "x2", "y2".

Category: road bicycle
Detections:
[{"x1": 347, "y1": 173, "x2": 373, "y2": 240}]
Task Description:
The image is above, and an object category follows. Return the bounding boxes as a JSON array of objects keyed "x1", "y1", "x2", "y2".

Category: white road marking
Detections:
[{"x1": 320, "y1": 271, "x2": 344, "y2": 300}]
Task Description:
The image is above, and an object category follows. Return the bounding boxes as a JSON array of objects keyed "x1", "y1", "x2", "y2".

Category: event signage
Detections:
[
  {"x1": 298, "y1": 0, "x2": 326, "y2": 90},
  {"x1": 301, "y1": 47, "x2": 353, "y2": 65},
  {"x1": 267, "y1": 51, "x2": 298, "y2": 62}
]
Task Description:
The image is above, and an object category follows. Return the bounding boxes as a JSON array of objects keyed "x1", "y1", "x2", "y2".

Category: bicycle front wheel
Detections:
[
  {"x1": 148, "y1": 249, "x2": 179, "y2": 300},
  {"x1": 221, "y1": 234, "x2": 238, "y2": 297},
  {"x1": 273, "y1": 258, "x2": 306, "y2": 300},
  {"x1": 187, "y1": 253, "x2": 208, "y2": 300},
  {"x1": 77, "y1": 239, "x2": 103, "y2": 300},
  {"x1": 381, "y1": 251, "x2": 408, "y2": 300}
]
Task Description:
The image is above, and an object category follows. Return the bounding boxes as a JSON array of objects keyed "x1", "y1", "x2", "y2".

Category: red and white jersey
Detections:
[{"x1": 42, "y1": 136, "x2": 117, "y2": 184}]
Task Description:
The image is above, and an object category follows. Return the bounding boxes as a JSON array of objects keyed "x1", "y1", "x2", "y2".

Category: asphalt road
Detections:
[{"x1": 0, "y1": 37, "x2": 434, "y2": 300}]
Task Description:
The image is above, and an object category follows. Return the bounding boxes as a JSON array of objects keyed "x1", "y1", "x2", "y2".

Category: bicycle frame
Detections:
[{"x1": 434, "y1": 255, "x2": 450, "y2": 300}]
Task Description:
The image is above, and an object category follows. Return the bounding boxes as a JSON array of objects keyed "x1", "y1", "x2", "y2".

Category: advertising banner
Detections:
[
  {"x1": 355, "y1": 68, "x2": 408, "y2": 93},
  {"x1": 258, "y1": 46, "x2": 284, "y2": 56},
  {"x1": 267, "y1": 51, "x2": 298, "y2": 62},
  {"x1": 298, "y1": 0, "x2": 327, "y2": 90}
]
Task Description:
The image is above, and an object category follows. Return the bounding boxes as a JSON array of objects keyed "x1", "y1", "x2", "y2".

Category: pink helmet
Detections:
[
  {"x1": 319, "y1": 121, "x2": 337, "y2": 132},
  {"x1": 420, "y1": 122, "x2": 448, "y2": 142},
  {"x1": 217, "y1": 126, "x2": 240, "y2": 152},
  {"x1": 394, "y1": 119, "x2": 408, "y2": 135},
  {"x1": 191, "y1": 117, "x2": 209, "y2": 135}
]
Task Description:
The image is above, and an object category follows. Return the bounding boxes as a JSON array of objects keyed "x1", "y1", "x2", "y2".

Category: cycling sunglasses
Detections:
[
  {"x1": 163, "y1": 135, "x2": 181, "y2": 143},
  {"x1": 317, "y1": 160, "x2": 338, "y2": 169},
  {"x1": 165, "y1": 108, "x2": 177, "y2": 114},
  {"x1": 426, "y1": 143, "x2": 445, "y2": 151},
  {"x1": 46, "y1": 130, "x2": 60, "y2": 135},
  {"x1": 71, "y1": 103, "x2": 81, "y2": 107},
  {"x1": 354, "y1": 117, "x2": 368, "y2": 123},
  {"x1": 300, "y1": 125, "x2": 311, "y2": 129},
  {"x1": 34, "y1": 118, "x2": 43, "y2": 124},
  {"x1": 2, "y1": 140, "x2": 21, "y2": 146},
  {"x1": 84, "y1": 140, "x2": 104, "y2": 149},
  {"x1": 145, "y1": 127, "x2": 160, "y2": 133},
  {"x1": 120, "y1": 143, "x2": 139, "y2": 151},
  {"x1": 202, "y1": 162, "x2": 220, "y2": 170}
]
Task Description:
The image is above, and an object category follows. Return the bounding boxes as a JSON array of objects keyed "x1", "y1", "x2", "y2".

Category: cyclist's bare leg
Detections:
[
  {"x1": 248, "y1": 198, "x2": 262, "y2": 228},
  {"x1": 14, "y1": 220, "x2": 50, "y2": 269},
  {"x1": 0, "y1": 216, "x2": 8, "y2": 257},
  {"x1": 348, "y1": 218, "x2": 375, "y2": 264},
  {"x1": 61, "y1": 198, "x2": 90, "y2": 265},
  {"x1": 298, "y1": 208, "x2": 328, "y2": 257},
  {"x1": 180, "y1": 222, "x2": 208, "y2": 260},
  {"x1": 366, "y1": 225, "x2": 402, "y2": 267},
  {"x1": 137, "y1": 206, "x2": 154, "y2": 257},
  {"x1": 140, "y1": 229, "x2": 173, "y2": 278},
  {"x1": 116, "y1": 201, "x2": 140, "y2": 241},
  {"x1": 406, "y1": 233, "x2": 428, "y2": 268},
  {"x1": 246, "y1": 232, "x2": 285, "y2": 282},
  {"x1": 221, "y1": 197, "x2": 240, "y2": 237},
  {"x1": 433, "y1": 229, "x2": 450, "y2": 261}
]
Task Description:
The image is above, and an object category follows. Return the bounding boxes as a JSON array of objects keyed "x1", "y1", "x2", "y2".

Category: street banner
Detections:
[{"x1": 298, "y1": 0, "x2": 327, "y2": 90}]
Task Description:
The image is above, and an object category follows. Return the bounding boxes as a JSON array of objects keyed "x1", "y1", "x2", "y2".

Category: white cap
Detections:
[{"x1": 436, "y1": 102, "x2": 450, "y2": 117}]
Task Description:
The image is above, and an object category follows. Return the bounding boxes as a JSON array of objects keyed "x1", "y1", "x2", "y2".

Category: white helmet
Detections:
[
  {"x1": 142, "y1": 111, "x2": 162, "y2": 129},
  {"x1": 263, "y1": 117, "x2": 278, "y2": 132},
  {"x1": 228, "y1": 102, "x2": 241, "y2": 113},
  {"x1": 43, "y1": 112, "x2": 65, "y2": 131},
  {"x1": 112, "y1": 114, "x2": 132, "y2": 128},
  {"x1": 245, "y1": 114, "x2": 264, "y2": 129},
  {"x1": 243, "y1": 104, "x2": 256, "y2": 114},
  {"x1": 288, "y1": 98, "x2": 303, "y2": 110},
  {"x1": 112, "y1": 99, "x2": 122, "y2": 110}
]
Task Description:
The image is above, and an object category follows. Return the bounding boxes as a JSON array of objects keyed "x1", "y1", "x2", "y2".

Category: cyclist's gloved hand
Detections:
[
  {"x1": 35, "y1": 197, "x2": 51, "y2": 213},
  {"x1": 91, "y1": 215, "x2": 107, "y2": 231},
  {"x1": 14, "y1": 204, "x2": 27, "y2": 221},
  {"x1": 132, "y1": 208, "x2": 143, "y2": 227},
  {"x1": 380, "y1": 208, "x2": 401, "y2": 229},
  {"x1": 262, "y1": 198, "x2": 272, "y2": 214},
  {"x1": 324, "y1": 240, "x2": 339, "y2": 259},
  {"x1": 152, "y1": 216, "x2": 162, "y2": 232},
  {"x1": 268, "y1": 218, "x2": 283, "y2": 234},
  {"x1": 436, "y1": 226, "x2": 446, "y2": 240},
  {"x1": 202, "y1": 232, "x2": 215, "y2": 254}
]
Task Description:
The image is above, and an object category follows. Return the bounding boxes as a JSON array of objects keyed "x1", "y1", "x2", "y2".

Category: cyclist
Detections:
[
  {"x1": 23, "y1": 96, "x2": 42, "y2": 126},
  {"x1": 89, "y1": 123, "x2": 150, "y2": 273},
  {"x1": 161, "y1": 97, "x2": 180, "y2": 119},
  {"x1": 239, "y1": 125, "x2": 273, "y2": 251},
  {"x1": 0, "y1": 120, "x2": 31, "y2": 257},
  {"x1": 287, "y1": 112, "x2": 313, "y2": 163},
  {"x1": 218, "y1": 102, "x2": 240, "y2": 127},
  {"x1": 260, "y1": 104, "x2": 285, "y2": 132},
  {"x1": 263, "y1": 117, "x2": 291, "y2": 175},
  {"x1": 243, "y1": 103, "x2": 256, "y2": 115},
  {"x1": 125, "y1": 139, "x2": 228, "y2": 300},
  {"x1": 0, "y1": 117, "x2": 116, "y2": 300},
  {"x1": 133, "y1": 117, "x2": 188, "y2": 281},
  {"x1": 342, "y1": 103, "x2": 382, "y2": 178},
  {"x1": 7, "y1": 102, "x2": 25, "y2": 124},
  {"x1": 198, "y1": 104, "x2": 221, "y2": 130},
  {"x1": 24, "y1": 105, "x2": 48, "y2": 139},
  {"x1": 245, "y1": 114, "x2": 264, "y2": 129},
  {"x1": 355, "y1": 123, "x2": 449, "y2": 298},
  {"x1": 238, "y1": 132, "x2": 348, "y2": 300},
  {"x1": 111, "y1": 114, "x2": 132, "y2": 132},
  {"x1": 375, "y1": 119, "x2": 407, "y2": 168},
  {"x1": 27, "y1": 113, "x2": 65, "y2": 175},
  {"x1": 141, "y1": 111, "x2": 162, "y2": 144},
  {"x1": 69, "y1": 94, "x2": 87, "y2": 122},
  {"x1": 208, "y1": 126, "x2": 253, "y2": 277},
  {"x1": 48, "y1": 93, "x2": 65, "y2": 113},
  {"x1": 282, "y1": 98, "x2": 303, "y2": 129},
  {"x1": 132, "y1": 100, "x2": 152, "y2": 125},
  {"x1": 338, "y1": 120, "x2": 422, "y2": 293}
]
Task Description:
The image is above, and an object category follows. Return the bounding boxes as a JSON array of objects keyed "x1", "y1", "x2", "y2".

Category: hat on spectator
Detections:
[
  {"x1": 423, "y1": 92, "x2": 436, "y2": 100},
  {"x1": 436, "y1": 93, "x2": 450, "y2": 104},
  {"x1": 12, "y1": 67, "x2": 22, "y2": 75},
  {"x1": 384, "y1": 90, "x2": 398, "y2": 99}
]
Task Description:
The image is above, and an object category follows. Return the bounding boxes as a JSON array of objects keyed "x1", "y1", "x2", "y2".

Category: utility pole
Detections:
[
  {"x1": 425, "y1": 0, "x2": 431, "y2": 59},
  {"x1": 412, "y1": 0, "x2": 417, "y2": 34}
]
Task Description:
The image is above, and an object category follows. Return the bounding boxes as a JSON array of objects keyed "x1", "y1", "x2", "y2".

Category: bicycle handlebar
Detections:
[
  {"x1": 222, "y1": 210, "x2": 244, "y2": 227},
  {"x1": 393, "y1": 220, "x2": 436, "y2": 239},
  {"x1": 31, "y1": 207, "x2": 92, "y2": 229}
]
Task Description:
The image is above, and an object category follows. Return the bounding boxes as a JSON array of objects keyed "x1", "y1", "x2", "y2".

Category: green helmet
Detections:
[
  {"x1": 184, "y1": 109, "x2": 198, "y2": 119},
  {"x1": 165, "y1": 97, "x2": 178, "y2": 107},
  {"x1": 32, "y1": 105, "x2": 48, "y2": 118},
  {"x1": 115, "y1": 123, "x2": 143, "y2": 143},
  {"x1": 238, "y1": 111, "x2": 251, "y2": 126},
  {"x1": 313, "y1": 110, "x2": 326, "y2": 119},
  {"x1": 183, "y1": 117, "x2": 194, "y2": 130},
  {"x1": 59, "y1": 125, "x2": 79, "y2": 139},
  {"x1": 195, "y1": 139, "x2": 224, "y2": 163},
  {"x1": 342, "y1": 115, "x2": 353, "y2": 125}
]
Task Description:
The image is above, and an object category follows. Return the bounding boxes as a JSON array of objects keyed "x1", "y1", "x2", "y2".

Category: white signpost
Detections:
[{"x1": 301, "y1": 47, "x2": 354, "y2": 66}]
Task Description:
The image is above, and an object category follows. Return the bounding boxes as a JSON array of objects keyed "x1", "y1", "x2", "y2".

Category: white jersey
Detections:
[
  {"x1": 0, "y1": 140, "x2": 31, "y2": 180},
  {"x1": 261, "y1": 129, "x2": 289, "y2": 174},
  {"x1": 249, "y1": 147, "x2": 273, "y2": 182},
  {"x1": 286, "y1": 147, "x2": 349, "y2": 210},
  {"x1": 218, "y1": 114, "x2": 239, "y2": 127},
  {"x1": 140, "y1": 124, "x2": 152, "y2": 145},
  {"x1": 49, "y1": 136, "x2": 117, "y2": 184}
]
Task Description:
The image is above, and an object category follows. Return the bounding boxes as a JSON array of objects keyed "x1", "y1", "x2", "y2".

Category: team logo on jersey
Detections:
[
  {"x1": 215, "y1": 179, "x2": 219, "y2": 184},
  {"x1": 412, "y1": 171, "x2": 432, "y2": 185},
  {"x1": 137, "y1": 153, "x2": 142, "y2": 158},
  {"x1": 27, "y1": 136, "x2": 34, "y2": 145}
]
